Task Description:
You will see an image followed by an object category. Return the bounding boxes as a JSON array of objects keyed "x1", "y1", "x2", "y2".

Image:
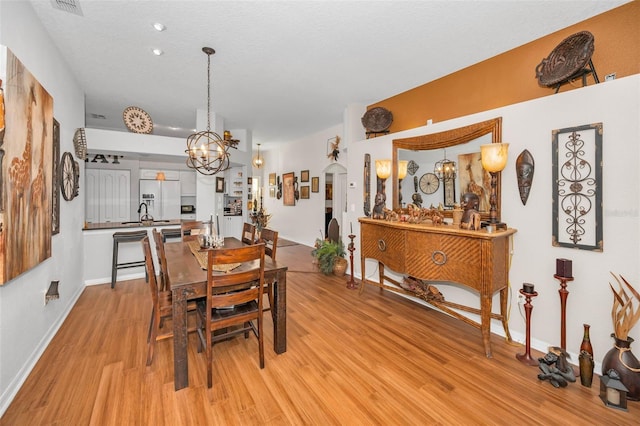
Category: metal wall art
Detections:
[{"x1": 552, "y1": 123, "x2": 603, "y2": 251}]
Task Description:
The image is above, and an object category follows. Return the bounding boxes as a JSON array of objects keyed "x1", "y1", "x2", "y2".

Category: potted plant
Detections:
[
  {"x1": 311, "y1": 238, "x2": 347, "y2": 276},
  {"x1": 602, "y1": 273, "x2": 640, "y2": 400}
]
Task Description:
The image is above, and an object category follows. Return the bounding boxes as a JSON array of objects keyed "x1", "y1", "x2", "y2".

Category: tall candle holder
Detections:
[
  {"x1": 516, "y1": 286, "x2": 539, "y2": 366},
  {"x1": 346, "y1": 233, "x2": 359, "y2": 290},
  {"x1": 554, "y1": 274, "x2": 574, "y2": 350}
]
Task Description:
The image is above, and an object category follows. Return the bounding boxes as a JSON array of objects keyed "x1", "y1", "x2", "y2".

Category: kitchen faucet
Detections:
[{"x1": 137, "y1": 202, "x2": 148, "y2": 215}]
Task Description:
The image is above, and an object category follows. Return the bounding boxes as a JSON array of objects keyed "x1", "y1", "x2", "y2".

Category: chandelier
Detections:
[
  {"x1": 434, "y1": 149, "x2": 457, "y2": 181},
  {"x1": 252, "y1": 143, "x2": 264, "y2": 168},
  {"x1": 185, "y1": 47, "x2": 238, "y2": 175}
]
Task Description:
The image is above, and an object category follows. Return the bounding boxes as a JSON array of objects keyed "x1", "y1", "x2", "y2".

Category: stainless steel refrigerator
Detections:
[{"x1": 139, "y1": 179, "x2": 180, "y2": 220}]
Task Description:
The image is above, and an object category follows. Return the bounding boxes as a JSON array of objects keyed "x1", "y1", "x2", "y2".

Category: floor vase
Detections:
[
  {"x1": 578, "y1": 324, "x2": 594, "y2": 387},
  {"x1": 601, "y1": 335, "x2": 640, "y2": 400}
]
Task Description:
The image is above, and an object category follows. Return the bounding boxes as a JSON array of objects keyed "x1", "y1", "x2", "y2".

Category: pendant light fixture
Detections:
[
  {"x1": 434, "y1": 148, "x2": 457, "y2": 182},
  {"x1": 252, "y1": 143, "x2": 264, "y2": 169},
  {"x1": 185, "y1": 47, "x2": 238, "y2": 175}
]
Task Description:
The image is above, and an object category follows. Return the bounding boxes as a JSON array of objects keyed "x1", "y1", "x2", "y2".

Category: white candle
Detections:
[{"x1": 607, "y1": 387, "x2": 620, "y2": 405}]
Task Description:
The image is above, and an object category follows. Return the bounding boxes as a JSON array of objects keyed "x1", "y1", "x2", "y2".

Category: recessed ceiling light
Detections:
[
  {"x1": 152, "y1": 48, "x2": 164, "y2": 56},
  {"x1": 153, "y1": 22, "x2": 166, "y2": 32}
]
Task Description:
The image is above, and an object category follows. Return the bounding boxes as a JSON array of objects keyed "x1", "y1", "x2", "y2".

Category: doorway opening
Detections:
[{"x1": 323, "y1": 163, "x2": 347, "y2": 238}]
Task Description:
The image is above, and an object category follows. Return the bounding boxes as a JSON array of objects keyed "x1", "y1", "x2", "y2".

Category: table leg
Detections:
[
  {"x1": 481, "y1": 294, "x2": 492, "y2": 358},
  {"x1": 273, "y1": 270, "x2": 287, "y2": 354},
  {"x1": 173, "y1": 289, "x2": 189, "y2": 390}
]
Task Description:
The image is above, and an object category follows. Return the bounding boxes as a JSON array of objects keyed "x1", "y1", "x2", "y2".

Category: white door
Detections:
[
  {"x1": 161, "y1": 180, "x2": 181, "y2": 220},
  {"x1": 100, "y1": 170, "x2": 131, "y2": 222},
  {"x1": 85, "y1": 169, "x2": 100, "y2": 223}
]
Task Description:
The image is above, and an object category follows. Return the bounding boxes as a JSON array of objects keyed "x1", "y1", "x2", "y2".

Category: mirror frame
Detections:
[{"x1": 392, "y1": 117, "x2": 503, "y2": 221}]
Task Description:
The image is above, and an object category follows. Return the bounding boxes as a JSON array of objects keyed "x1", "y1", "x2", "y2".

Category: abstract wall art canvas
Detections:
[{"x1": 0, "y1": 46, "x2": 54, "y2": 285}]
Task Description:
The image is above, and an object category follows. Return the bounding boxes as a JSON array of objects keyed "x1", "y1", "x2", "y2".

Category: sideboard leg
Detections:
[
  {"x1": 481, "y1": 294, "x2": 493, "y2": 358},
  {"x1": 500, "y1": 286, "x2": 512, "y2": 341}
]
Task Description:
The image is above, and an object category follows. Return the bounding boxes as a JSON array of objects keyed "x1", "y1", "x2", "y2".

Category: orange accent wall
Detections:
[{"x1": 368, "y1": 2, "x2": 640, "y2": 134}]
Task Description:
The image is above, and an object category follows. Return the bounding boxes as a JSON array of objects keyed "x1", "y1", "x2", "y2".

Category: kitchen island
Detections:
[{"x1": 83, "y1": 220, "x2": 182, "y2": 285}]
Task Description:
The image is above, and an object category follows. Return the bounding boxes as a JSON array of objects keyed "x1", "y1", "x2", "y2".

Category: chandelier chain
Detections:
[{"x1": 206, "y1": 49, "x2": 211, "y2": 132}]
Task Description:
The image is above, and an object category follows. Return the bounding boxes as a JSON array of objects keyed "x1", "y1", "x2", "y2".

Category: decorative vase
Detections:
[
  {"x1": 601, "y1": 334, "x2": 640, "y2": 400},
  {"x1": 333, "y1": 257, "x2": 348, "y2": 277},
  {"x1": 452, "y1": 209, "x2": 463, "y2": 227},
  {"x1": 578, "y1": 324, "x2": 594, "y2": 387}
]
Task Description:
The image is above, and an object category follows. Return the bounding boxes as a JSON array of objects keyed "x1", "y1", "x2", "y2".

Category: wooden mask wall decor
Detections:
[{"x1": 516, "y1": 149, "x2": 535, "y2": 205}]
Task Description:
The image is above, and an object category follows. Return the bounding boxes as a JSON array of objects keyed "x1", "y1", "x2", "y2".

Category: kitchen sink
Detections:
[{"x1": 120, "y1": 220, "x2": 172, "y2": 225}]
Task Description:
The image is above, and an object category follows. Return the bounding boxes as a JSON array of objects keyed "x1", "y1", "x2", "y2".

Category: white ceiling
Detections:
[{"x1": 29, "y1": 0, "x2": 628, "y2": 149}]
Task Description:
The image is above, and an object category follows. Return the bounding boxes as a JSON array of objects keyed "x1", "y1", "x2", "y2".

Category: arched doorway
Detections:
[{"x1": 323, "y1": 163, "x2": 347, "y2": 237}]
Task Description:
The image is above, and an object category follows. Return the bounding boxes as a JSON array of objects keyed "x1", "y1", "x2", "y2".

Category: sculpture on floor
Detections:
[{"x1": 537, "y1": 347, "x2": 576, "y2": 388}]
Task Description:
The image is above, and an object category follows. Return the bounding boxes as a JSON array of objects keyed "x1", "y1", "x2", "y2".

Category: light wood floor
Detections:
[{"x1": 2, "y1": 243, "x2": 636, "y2": 425}]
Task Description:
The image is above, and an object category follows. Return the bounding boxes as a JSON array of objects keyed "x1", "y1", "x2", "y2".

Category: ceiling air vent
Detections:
[{"x1": 50, "y1": 0, "x2": 83, "y2": 16}]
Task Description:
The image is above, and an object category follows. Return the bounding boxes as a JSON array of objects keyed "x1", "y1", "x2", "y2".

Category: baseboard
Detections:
[{"x1": 84, "y1": 271, "x2": 145, "y2": 286}]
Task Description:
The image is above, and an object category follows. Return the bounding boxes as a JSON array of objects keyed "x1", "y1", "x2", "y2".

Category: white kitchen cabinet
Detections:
[
  {"x1": 85, "y1": 169, "x2": 131, "y2": 223},
  {"x1": 179, "y1": 171, "x2": 196, "y2": 196},
  {"x1": 222, "y1": 216, "x2": 243, "y2": 238}
]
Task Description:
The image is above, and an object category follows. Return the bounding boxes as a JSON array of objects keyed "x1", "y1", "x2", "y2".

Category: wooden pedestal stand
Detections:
[
  {"x1": 554, "y1": 274, "x2": 574, "y2": 350},
  {"x1": 346, "y1": 234, "x2": 359, "y2": 290},
  {"x1": 516, "y1": 289, "x2": 539, "y2": 366}
]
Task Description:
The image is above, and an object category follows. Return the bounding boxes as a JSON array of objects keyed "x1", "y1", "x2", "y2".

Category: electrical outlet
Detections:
[{"x1": 518, "y1": 294, "x2": 525, "y2": 305}]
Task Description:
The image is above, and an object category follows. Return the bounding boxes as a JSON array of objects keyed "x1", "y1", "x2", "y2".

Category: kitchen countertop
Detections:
[{"x1": 83, "y1": 219, "x2": 182, "y2": 231}]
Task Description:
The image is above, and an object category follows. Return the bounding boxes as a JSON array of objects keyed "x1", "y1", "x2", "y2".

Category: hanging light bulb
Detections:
[
  {"x1": 252, "y1": 143, "x2": 264, "y2": 169},
  {"x1": 185, "y1": 47, "x2": 238, "y2": 175}
]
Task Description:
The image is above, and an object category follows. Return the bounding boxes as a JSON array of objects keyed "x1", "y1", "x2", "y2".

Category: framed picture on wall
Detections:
[
  {"x1": 269, "y1": 187, "x2": 276, "y2": 198},
  {"x1": 301, "y1": 170, "x2": 309, "y2": 182},
  {"x1": 301, "y1": 186, "x2": 310, "y2": 199},
  {"x1": 269, "y1": 172, "x2": 276, "y2": 186},
  {"x1": 216, "y1": 177, "x2": 225, "y2": 193},
  {"x1": 282, "y1": 172, "x2": 295, "y2": 206},
  {"x1": 311, "y1": 176, "x2": 319, "y2": 193}
]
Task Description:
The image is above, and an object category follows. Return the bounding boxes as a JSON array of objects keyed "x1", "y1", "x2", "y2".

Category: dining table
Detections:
[{"x1": 164, "y1": 237, "x2": 288, "y2": 391}]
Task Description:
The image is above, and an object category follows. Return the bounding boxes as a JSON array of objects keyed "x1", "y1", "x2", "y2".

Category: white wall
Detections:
[
  {"x1": 346, "y1": 75, "x2": 640, "y2": 369},
  {"x1": 0, "y1": 1, "x2": 86, "y2": 415},
  {"x1": 262, "y1": 123, "x2": 346, "y2": 245}
]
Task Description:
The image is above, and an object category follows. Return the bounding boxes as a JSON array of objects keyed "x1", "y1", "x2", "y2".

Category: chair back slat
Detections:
[
  {"x1": 259, "y1": 228, "x2": 278, "y2": 261},
  {"x1": 242, "y1": 222, "x2": 256, "y2": 245},
  {"x1": 206, "y1": 244, "x2": 265, "y2": 302},
  {"x1": 181, "y1": 221, "x2": 205, "y2": 240},
  {"x1": 141, "y1": 236, "x2": 160, "y2": 307},
  {"x1": 152, "y1": 228, "x2": 168, "y2": 291}
]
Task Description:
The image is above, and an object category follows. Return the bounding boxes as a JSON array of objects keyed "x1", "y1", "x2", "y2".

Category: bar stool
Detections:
[
  {"x1": 111, "y1": 230, "x2": 148, "y2": 288},
  {"x1": 160, "y1": 227, "x2": 181, "y2": 242}
]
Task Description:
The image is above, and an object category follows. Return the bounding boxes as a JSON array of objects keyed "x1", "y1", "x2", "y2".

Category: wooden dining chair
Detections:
[
  {"x1": 258, "y1": 228, "x2": 278, "y2": 318},
  {"x1": 196, "y1": 243, "x2": 266, "y2": 388},
  {"x1": 181, "y1": 220, "x2": 204, "y2": 241},
  {"x1": 152, "y1": 228, "x2": 169, "y2": 291},
  {"x1": 141, "y1": 236, "x2": 197, "y2": 366},
  {"x1": 241, "y1": 222, "x2": 256, "y2": 245}
]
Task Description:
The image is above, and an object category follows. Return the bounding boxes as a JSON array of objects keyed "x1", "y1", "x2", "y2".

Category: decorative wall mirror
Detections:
[{"x1": 392, "y1": 117, "x2": 503, "y2": 222}]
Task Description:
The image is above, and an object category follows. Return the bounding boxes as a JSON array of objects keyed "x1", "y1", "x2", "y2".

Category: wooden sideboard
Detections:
[{"x1": 359, "y1": 217, "x2": 517, "y2": 358}]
